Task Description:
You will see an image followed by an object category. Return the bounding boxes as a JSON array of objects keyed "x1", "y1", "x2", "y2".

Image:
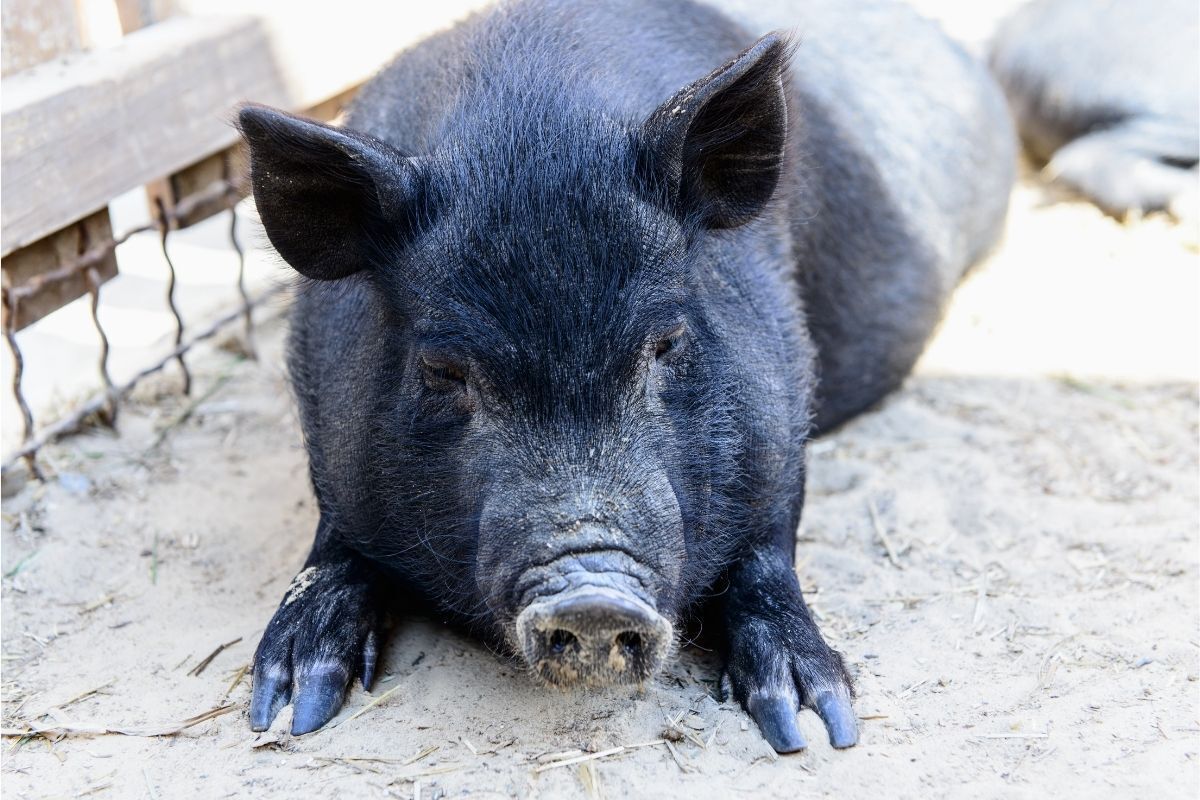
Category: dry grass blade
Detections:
[
  {"x1": 0, "y1": 703, "x2": 236, "y2": 738},
  {"x1": 80, "y1": 594, "x2": 116, "y2": 614},
  {"x1": 403, "y1": 744, "x2": 440, "y2": 766},
  {"x1": 389, "y1": 763, "x2": 465, "y2": 784},
  {"x1": 665, "y1": 740, "x2": 693, "y2": 773},
  {"x1": 664, "y1": 712, "x2": 707, "y2": 749},
  {"x1": 1034, "y1": 635, "x2": 1077, "y2": 695},
  {"x1": 47, "y1": 681, "x2": 113, "y2": 714},
  {"x1": 534, "y1": 740, "x2": 665, "y2": 773},
  {"x1": 971, "y1": 570, "x2": 989, "y2": 631},
  {"x1": 222, "y1": 663, "x2": 249, "y2": 700},
  {"x1": 143, "y1": 768, "x2": 158, "y2": 800},
  {"x1": 341, "y1": 683, "x2": 404, "y2": 725},
  {"x1": 578, "y1": 761, "x2": 602, "y2": 800},
  {"x1": 188, "y1": 637, "x2": 242, "y2": 677},
  {"x1": 975, "y1": 732, "x2": 1050, "y2": 740},
  {"x1": 75, "y1": 779, "x2": 113, "y2": 797},
  {"x1": 149, "y1": 371, "x2": 235, "y2": 450},
  {"x1": 315, "y1": 745, "x2": 440, "y2": 768},
  {"x1": 313, "y1": 754, "x2": 410, "y2": 766},
  {"x1": 867, "y1": 498, "x2": 904, "y2": 569}
]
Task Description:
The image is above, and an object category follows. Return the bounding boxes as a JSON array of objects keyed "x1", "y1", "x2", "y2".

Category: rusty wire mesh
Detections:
[{"x1": 1, "y1": 172, "x2": 284, "y2": 480}]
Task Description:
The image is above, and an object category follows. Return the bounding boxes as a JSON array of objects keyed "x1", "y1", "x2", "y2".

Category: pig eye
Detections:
[
  {"x1": 419, "y1": 355, "x2": 468, "y2": 390},
  {"x1": 654, "y1": 325, "x2": 686, "y2": 361}
]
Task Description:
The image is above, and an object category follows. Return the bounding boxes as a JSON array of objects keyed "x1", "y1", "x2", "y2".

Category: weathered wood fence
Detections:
[{"x1": 1, "y1": 0, "x2": 482, "y2": 477}]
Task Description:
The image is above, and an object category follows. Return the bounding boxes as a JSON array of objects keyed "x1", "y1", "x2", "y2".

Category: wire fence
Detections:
[{"x1": 1, "y1": 165, "x2": 283, "y2": 480}]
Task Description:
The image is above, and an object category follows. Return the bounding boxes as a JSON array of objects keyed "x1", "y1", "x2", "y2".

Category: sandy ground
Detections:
[
  {"x1": 2, "y1": 165, "x2": 1197, "y2": 798},
  {"x1": 3, "y1": 0, "x2": 1200, "y2": 777}
]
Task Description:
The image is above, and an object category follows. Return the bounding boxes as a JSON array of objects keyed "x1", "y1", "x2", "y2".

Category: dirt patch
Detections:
[{"x1": 2, "y1": 176, "x2": 1198, "y2": 798}]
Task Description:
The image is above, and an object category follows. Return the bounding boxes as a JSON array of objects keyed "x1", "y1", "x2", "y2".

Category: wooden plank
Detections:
[
  {"x1": 1, "y1": 2, "x2": 484, "y2": 257},
  {"x1": 114, "y1": 0, "x2": 181, "y2": 33},
  {"x1": 1, "y1": 210, "x2": 118, "y2": 331},
  {"x1": 145, "y1": 146, "x2": 247, "y2": 229},
  {"x1": 1, "y1": 0, "x2": 123, "y2": 327},
  {"x1": 1, "y1": 15, "x2": 284, "y2": 258},
  {"x1": 1, "y1": 0, "x2": 82, "y2": 76}
]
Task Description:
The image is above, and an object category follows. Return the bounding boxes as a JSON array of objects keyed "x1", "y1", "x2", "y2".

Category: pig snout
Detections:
[
  {"x1": 507, "y1": 547, "x2": 674, "y2": 686},
  {"x1": 517, "y1": 585, "x2": 672, "y2": 686}
]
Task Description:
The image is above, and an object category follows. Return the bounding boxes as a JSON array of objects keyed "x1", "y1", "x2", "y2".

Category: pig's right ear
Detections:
[
  {"x1": 640, "y1": 33, "x2": 792, "y2": 229},
  {"x1": 237, "y1": 104, "x2": 417, "y2": 281}
]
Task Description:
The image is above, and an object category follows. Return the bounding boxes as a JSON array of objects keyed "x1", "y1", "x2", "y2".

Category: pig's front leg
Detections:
[
  {"x1": 249, "y1": 517, "x2": 384, "y2": 735},
  {"x1": 722, "y1": 546, "x2": 858, "y2": 753}
]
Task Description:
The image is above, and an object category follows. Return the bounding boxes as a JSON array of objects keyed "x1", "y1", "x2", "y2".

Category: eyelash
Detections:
[{"x1": 419, "y1": 357, "x2": 467, "y2": 388}]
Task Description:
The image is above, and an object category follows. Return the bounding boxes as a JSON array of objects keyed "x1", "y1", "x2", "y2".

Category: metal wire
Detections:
[
  {"x1": 84, "y1": 266, "x2": 117, "y2": 426},
  {"x1": 229, "y1": 207, "x2": 256, "y2": 360},
  {"x1": 2, "y1": 290, "x2": 43, "y2": 480},
  {"x1": 155, "y1": 197, "x2": 192, "y2": 395},
  {"x1": 1, "y1": 178, "x2": 251, "y2": 478},
  {"x1": 1, "y1": 283, "x2": 284, "y2": 477},
  {"x1": 223, "y1": 152, "x2": 256, "y2": 360}
]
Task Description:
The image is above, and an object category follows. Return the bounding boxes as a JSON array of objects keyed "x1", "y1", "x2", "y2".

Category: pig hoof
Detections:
[
  {"x1": 746, "y1": 694, "x2": 807, "y2": 753},
  {"x1": 249, "y1": 563, "x2": 381, "y2": 735},
  {"x1": 725, "y1": 618, "x2": 857, "y2": 752}
]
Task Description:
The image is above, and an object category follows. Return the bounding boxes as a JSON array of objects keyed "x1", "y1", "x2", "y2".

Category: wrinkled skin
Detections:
[
  {"x1": 240, "y1": 0, "x2": 1014, "y2": 752},
  {"x1": 990, "y1": 0, "x2": 1199, "y2": 219}
]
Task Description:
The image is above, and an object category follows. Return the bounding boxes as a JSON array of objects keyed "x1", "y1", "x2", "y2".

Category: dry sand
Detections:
[{"x1": 2, "y1": 170, "x2": 1198, "y2": 798}]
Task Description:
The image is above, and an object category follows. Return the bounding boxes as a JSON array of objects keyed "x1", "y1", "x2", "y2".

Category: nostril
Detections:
[
  {"x1": 615, "y1": 631, "x2": 643, "y2": 658},
  {"x1": 547, "y1": 629, "x2": 578, "y2": 655}
]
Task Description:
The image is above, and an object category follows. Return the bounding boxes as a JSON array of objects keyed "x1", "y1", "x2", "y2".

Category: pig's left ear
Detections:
[
  {"x1": 640, "y1": 33, "x2": 792, "y2": 230},
  {"x1": 238, "y1": 105, "x2": 418, "y2": 281}
]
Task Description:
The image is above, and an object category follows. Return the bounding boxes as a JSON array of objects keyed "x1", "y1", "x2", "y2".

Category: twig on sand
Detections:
[
  {"x1": 534, "y1": 740, "x2": 665, "y2": 773},
  {"x1": 76, "y1": 778, "x2": 114, "y2": 797},
  {"x1": 404, "y1": 744, "x2": 439, "y2": 766},
  {"x1": 222, "y1": 663, "x2": 249, "y2": 700},
  {"x1": 971, "y1": 571, "x2": 988, "y2": 631},
  {"x1": 188, "y1": 637, "x2": 242, "y2": 677},
  {"x1": 578, "y1": 761, "x2": 602, "y2": 800},
  {"x1": 148, "y1": 372, "x2": 235, "y2": 451},
  {"x1": 388, "y1": 763, "x2": 465, "y2": 784},
  {"x1": 312, "y1": 746, "x2": 438, "y2": 769},
  {"x1": 80, "y1": 594, "x2": 116, "y2": 614},
  {"x1": 4, "y1": 549, "x2": 39, "y2": 579},
  {"x1": 0, "y1": 703, "x2": 235, "y2": 738},
  {"x1": 1034, "y1": 635, "x2": 1077, "y2": 695},
  {"x1": 341, "y1": 683, "x2": 404, "y2": 725},
  {"x1": 47, "y1": 681, "x2": 114, "y2": 714},
  {"x1": 975, "y1": 732, "x2": 1050, "y2": 740},
  {"x1": 664, "y1": 740, "x2": 694, "y2": 773},
  {"x1": 867, "y1": 499, "x2": 904, "y2": 569},
  {"x1": 143, "y1": 767, "x2": 158, "y2": 800}
]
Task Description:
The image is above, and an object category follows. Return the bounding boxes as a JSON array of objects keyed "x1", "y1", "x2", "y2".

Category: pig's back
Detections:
[{"x1": 712, "y1": 0, "x2": 1016, "y2": 428}]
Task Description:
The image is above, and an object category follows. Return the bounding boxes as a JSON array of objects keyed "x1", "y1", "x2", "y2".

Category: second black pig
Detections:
[{"x1": 990, "y1": 0, "x2": 1199, "y2": 219}]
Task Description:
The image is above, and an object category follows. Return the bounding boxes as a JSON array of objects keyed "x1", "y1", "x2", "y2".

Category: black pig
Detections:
[
  {"x1": 989, "y1": 0, "x2": 1199, "y2": 219},
  {"x1": 238, "y1": 0, "x2": 1014, "y2": 753}
]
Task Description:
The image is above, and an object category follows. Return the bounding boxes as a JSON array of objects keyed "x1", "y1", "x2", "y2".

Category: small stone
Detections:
[{"x1": 57, "y1": 472, "x2": 92, "y2": 496}]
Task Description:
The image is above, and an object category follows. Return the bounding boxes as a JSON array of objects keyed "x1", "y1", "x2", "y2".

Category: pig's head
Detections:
[{"x1": 239, "y1": 34, "x2": 793, "y2": 688}]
